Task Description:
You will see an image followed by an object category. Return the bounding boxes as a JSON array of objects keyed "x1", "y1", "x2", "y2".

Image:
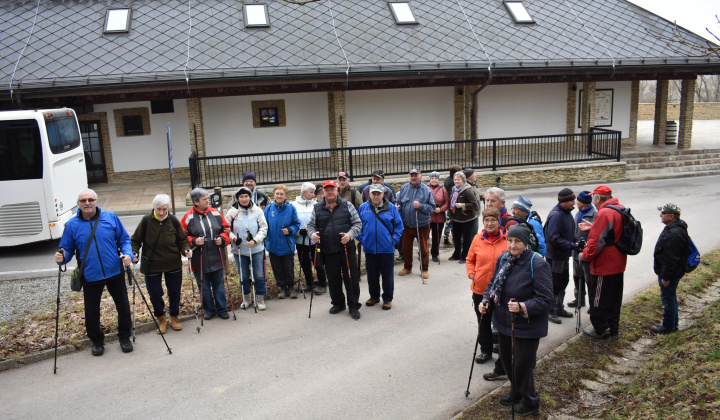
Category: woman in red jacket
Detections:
[
  {"x1": 466, "y1": 207, "x2": 507, "y2": 364},
  {"x1": 427, "y1": 172, "x2": 449, "y2": 263}
]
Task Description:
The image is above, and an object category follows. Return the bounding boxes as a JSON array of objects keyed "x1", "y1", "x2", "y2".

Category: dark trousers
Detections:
[
  {"x1": 473, "y1": 293, "x2": 495, "y2": 356},
  {"x1": 83, "y1": 272, "x2": 131, "y2": 344},
  {"x1": 547, "y1": 257, "x2": 570, "y2": 314},
  {"x1": 366, "y1": 253, "x2": 395, "y2": 302},
  {"x1": 588, "y1": 272, "x2": 624, "y2": 336},
  {"x1": 451, "y1": 220, "x2": 475, "y2": 260},
  {"x1": 296, "y1": 244, "x2": 315, "y2": 287},
  {"x1": 402, "y1": 224, "x2": 430, "y2": 271},
  {"x1": 144, "y1": 269, "x2": 183, "y2": 317},
  {"x1": 269, "y1": 252, "x2": 295, "y2": 287},
  {"x1": 324, "y1": 246, "x2": 361, "y2": 308},
  {"x1": 572, "y1": 252, "x2": 590, "y2": 304},
  {"x1": 429, "y1": 222, "x2": 443, "y2": 258},
  {"x1": 498, "y1": 333, "x2": 540, "y2": 409}
]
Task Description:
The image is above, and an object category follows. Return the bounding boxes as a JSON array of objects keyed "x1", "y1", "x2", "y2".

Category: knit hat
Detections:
[
  {"x1": 512, "y1": 195, "x2": 533, "y2": 214},
  {"x1": 507, "y1": 224, "x2": 531, "y2": 246},
  {"x1": 591, "y1": 185, "x2": 612, "y2": 196},
  {"x1": 234, "y1": 186, "x2": 252, "y2": 200},
  {"x1": 558, "y1": 188, "x2": 576, "y2": 203},
  {"x1": 242, "y1": 172, "x2": 256, "y2": 184},
  {"x1": 577, "y1": 191, "x2": 592, "y2": 204},
  {"x1": 430, "y1": 171, "x2": 440, "y2": 179},
  {"x1": 463, "y1": 167, "x2": 475, "y2": 178}
]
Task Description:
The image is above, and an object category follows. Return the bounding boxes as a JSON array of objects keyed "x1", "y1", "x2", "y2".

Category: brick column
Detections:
[
  {"x1": 566, "y1": 83, "x2": 577, "y2": 134},
  {"x1": 186, "y1": 98, "x2": 206, "y2": 157},
  {"x1": 677, "y1": 78, "x2": 696, "y2": 149},
  {"x1": 327, "y1": 91, "x2": 348, "y2": 172},
  {"x1": 652, "y1": 80, "x2": 669, "y2": 146},
  {"x1": 624, "y1": 80, "x2": 639, "y2": 147},
  {"x1": 580, "y1": 82, "x2": 596, "y2": 133}
]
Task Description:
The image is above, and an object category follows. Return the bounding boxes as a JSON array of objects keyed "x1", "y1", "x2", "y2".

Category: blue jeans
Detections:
[
  {"x1": 234, "y1": 252, "x2": 266, "y2": 295},
  {"x1": 193, "y1": 268, "x2": 227, "y2": 315},
  {"x1": 658, "y1": 276, "x2": 679, "y2": 330},
  {"x1": 365, "y1": 253, "x2": 395, "y2": 302}
]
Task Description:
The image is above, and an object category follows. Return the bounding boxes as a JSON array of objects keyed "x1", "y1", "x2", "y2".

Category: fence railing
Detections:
[{"x1": 189, "y1": 129, "x2": 621, "y2": 189}]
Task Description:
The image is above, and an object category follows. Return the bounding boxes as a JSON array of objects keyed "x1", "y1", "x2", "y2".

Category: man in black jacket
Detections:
[
  {"x1": 544, "y1": 188, "x2": 577, "y2": 324},
  {"x1": 652, "y1": 203, "x2": 689, "y2": 334}
]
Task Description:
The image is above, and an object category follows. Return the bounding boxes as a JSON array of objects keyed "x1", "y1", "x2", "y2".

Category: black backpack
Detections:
[
  {"x1": 605, "y1": 205, "x2": 643, "y2": 256},
  {"x1": 503, "y1": 216, "x2": 539, "y2": 253}
]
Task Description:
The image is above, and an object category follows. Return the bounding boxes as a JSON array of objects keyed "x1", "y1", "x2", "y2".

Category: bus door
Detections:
[{"x1": 79, "y1": 121, "x2": 107, "y2": 183}]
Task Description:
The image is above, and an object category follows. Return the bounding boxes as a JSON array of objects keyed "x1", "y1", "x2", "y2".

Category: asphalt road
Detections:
[{"x1": 1, "y1": 176, "x2": 719, "y2": 420}]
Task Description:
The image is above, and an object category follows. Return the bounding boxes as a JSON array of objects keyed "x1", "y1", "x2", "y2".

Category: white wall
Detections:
[
  {"x1": 346, "y1": 87, "x2": 454, "y2": 146},
  {"x1": 202, "y1": 93, "x2": 329, "y2": 155},
  {"x1": 95, "y1": 100, "x2": 191, "y2": 172},
  {"x1": 476, "y1": 83, "x2": 568, "y2": 138},
  {"x1": 575, "y1": 81, "x2": 632, "y2": 136}
]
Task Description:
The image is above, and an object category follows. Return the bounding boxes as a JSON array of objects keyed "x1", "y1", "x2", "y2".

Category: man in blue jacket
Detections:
[
  {"x1": 358, "y1": 184, "x2": 403, "y2": 310},
  {"x1": 55, "y1": 189, "x2": 134, "y2": 356},
  {"x1": 396, "y1": 169, "x2": 436, "y2": 281},
  {"x1": 544, "y1": 188, "x2": 578, "y2": 324}
]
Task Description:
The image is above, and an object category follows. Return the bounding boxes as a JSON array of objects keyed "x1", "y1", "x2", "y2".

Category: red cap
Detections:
[
  {"x1": 591, "y1": 185, "x2": 612, "y2": 196},
  {"x1": 322, "y1": 180, "x2": 338, "y2": 189}
]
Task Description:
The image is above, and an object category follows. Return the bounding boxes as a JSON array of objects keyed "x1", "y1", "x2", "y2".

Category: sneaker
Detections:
[
  {"x1": 303, "y1": 285, "x2": 314, "y2": 293},
  {"x1": 483, "y1": 370, "x2": 507, "y2": 381},
  {"x1": 119, "y1": 338, "x2": 133, "y2": 353},
  {"x1": 583, "y1": 329, "x2": 610, "y2": 341},
  {"x1": 399, "y1": 268, "x2": 412, "y2": 276},
  {"x1": 256, "y1": 295, "x2": 266, "y2": 310},
  {"x1": 289, "y1": 286, "x2": 298, "y2": 299},
  {"x1": 315, "y1": 286, "x2": 327, "y2": 295},
  {"x1": 548, "y1": 314, "x2": 562, "y2": 324},
  {"x1": 218, "y1": 311, "x2": 230, "y2": 320},
  {"x1": 349, "y1": 307, "x2": 361, "y2": 320},
  {"x1": 203, "y1": 312, "x2": 215, "y2": 320},
  {"x1": 510, "y1": 401, "x2": 540, "y2": 416},
  {"x1": 91, "y1": 342, "x2": 104, "y2": 356},
  {"x1": 432, "y1": 256, "x2": 439, "y2": 263},
  {"x1": 366, "y1": 297, "x2": 380, "y2": 306},
  {"x1": 422, "y1": 271, "x2": 429, "y2": 279},
  {"x1": 475, "y1": 353, "x2": 492, "y2": 364},
  {"x1": 448, "y1": 255, "x2": 459, "y2": 261},
  {"x1": 382, "y1": 301, "x2": 392, "y2": 310},
  {"x1": 557, "y1": 309, "x2": 574, "y2": 318},
  {"x1": 278, "y1": 286, "x2": 286, "y2": 299},
  {"x1": 651, "y1": 324, "x2": 676, "y2": 335},
  {"x1": 396, "y1": 254, "x2": 404, "y2": 262},
  {"x1": 241, "y1": 294, "x2": 253, "y2": 310},
  {"x1": 499, "y1": 393, "x2": 520, "y2": 406},
  {"x1": 458, "y1": 258, "x2": 466, "y2": 264},
  {"x1": 329, "y1": 305, "x2": 346, "y2": 314}
]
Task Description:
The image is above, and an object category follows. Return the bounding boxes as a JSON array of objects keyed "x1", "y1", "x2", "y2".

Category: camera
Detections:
[{"x1": 577, "y1": 238, "x2": 586, "y2": 251}]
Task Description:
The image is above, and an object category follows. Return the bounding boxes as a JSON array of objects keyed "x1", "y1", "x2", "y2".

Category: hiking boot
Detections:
[
  {"x1": 499, "y1": 393, "x2": 520, "y2": 406},
  {"x1": 475, "y1": 353, "x2": 492, "y2": 364},
  {"x1": 204, "y1": 312, "x2": 215, "y2": 320},
  {"x1": 651, "y1": 324, "x2": 676, "y2": 335},
  {"x1": 458, "y1": 258, "x2": 466, "y2": 264},
  {"x1": 448, "y1": 255, "x2": 459, "y2": 261},
  {"x1": 396, "y1": 254, "x2": 404, "y2": 262},
  {"x1": 483, "y1": 370, "x2": 507, "y2": 381},
  {"x1": 366, "y1": 297, "x2": 380, "y2": 306},
  {"x1": 277, "y1": 286, "x2": 286, "y2": 299},
  {"x1": 289, "y1": 286, "x2": 298, "y2": 299},
  {"x1": 241, "y1": 294, "x2": 253, "y2": 309},
  {"x1": 218, "y1": 311, "x2": 230, "y2": 319},
  {"x1": 422, "y1": 271, "x2": 429, "y2": 279},
  {"x1": 315, "y1": 286, "x2": 327, "y2": 295},
  {"x1": 583, "y1": 329, "x2": 610, "y2": 341},
  {"x1": 349, "y1": 307, "x2": 361, "y2": 320},
  {"x1": 256, "y1": 295, "x2": 266, "y2": 310},
  {"x1": 510, "y1": 402, "x2": 540, "y2": 416},
  {"x1": 329, "y1": 305, "x2": 346, "y2": 314},
  {"x1": 567, "y1": 299, "x2": 585, "y2": 308},
  {"x1": 303, "y1": 284, "x2": 314, "y2": 293},
  {"x1": 119, "y1": 338, "x2": 133, "y2": 353},
  {"x1": 382, "y1": 301, "x2": 392, "y2": 310},
  {"x1": 432, "y1": 256, "x2": 439, "y2": 263},
  {"x1": 399, "y1": 268, "x2": 412, "y2": 276},
  {"x1": 169, "y1": 316, "x2": 183, "y2": 331},
  {"x1": 156, "y1": 314, "x2": 168, "y2": 334},
  {"x1": 443, "y1": 238, "x2": 452, "y2": 246},
  {"x1": 557, "y1": 309, "x2": 574, "y2": 318},
  {"x1": 91, "y1": 342, "x2": 104, "y2": 356},
  {"x1": 548, "y1": 314, "x2": 562, "y2": 324}
]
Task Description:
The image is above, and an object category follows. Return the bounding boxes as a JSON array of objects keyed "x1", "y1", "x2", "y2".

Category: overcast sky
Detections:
[{"x1": 628, "y1": 0, "x2": 719, "y2": 42}]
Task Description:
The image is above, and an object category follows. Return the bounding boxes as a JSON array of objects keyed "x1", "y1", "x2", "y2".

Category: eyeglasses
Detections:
[
  {"x1": 78, "y1": 198, "x2": 97, "y2": 203},
  {"x1": 483, "y1": 218, "x2": 499, "y2": 224}
]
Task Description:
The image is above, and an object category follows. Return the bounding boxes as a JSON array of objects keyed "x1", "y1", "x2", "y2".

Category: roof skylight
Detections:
[
  {"x1": 389, "y1": 2, "x2": 418, "y2": 25},
  {"x1": 104, "y1": 8, "x2": 131, "y2": 33},
  {"x1": 504, "y1": 1, "x2": 535, "y2": 24},
  {"x1": 244, "y1": 4, "x2": 270, "y2": 28}
]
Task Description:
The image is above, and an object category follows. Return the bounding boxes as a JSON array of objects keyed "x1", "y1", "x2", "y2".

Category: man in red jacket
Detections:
[{"x1": 579, "y1": 185, "x2": 627, "y2": 341}]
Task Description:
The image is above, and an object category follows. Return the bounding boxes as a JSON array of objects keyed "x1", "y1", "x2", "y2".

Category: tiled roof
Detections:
[{"x1": 1, "y1": 0, "x2": 717, "y2": 91}]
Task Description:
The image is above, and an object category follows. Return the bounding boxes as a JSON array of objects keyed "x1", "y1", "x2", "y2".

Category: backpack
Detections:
[
  {"x1": 605, "y1": 205, "x2": 643, "y2": 256},
  {"x1": 141, "y1": 214, "x2": 182, "y2": 238},
  {"x1": 503, "y1": 216, "x2": 539, "y2": 253},
  {"x1": 529, "y1": 210, "x2": 543, "y2": 224},
  {"x1": 685, "y1": 236, "x2": 701, "y2": 273}
]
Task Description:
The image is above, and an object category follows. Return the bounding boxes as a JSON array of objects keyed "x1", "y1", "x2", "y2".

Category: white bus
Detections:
[{"x1": 0, "y1": 108, "x2": 87, "y2": 247}]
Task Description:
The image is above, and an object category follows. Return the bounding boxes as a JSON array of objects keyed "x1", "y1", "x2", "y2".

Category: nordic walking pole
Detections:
[
  {"x1": 125, "y1": 266, "x2": 172, "y2": 354},
  {"x1": 131, "y1": 260, "x2": 136, "y2": 342},
  {"x1": 53, "y1": 251, "x2": 66, "y2": 375},
  {"x1": 187, "y1": 253, "x2": 201, "y2": 332},
  {"x1": 217, "y1": 244, "x2": 237, "y2": 320},
  {"x1": 415, "y1": 210, "x2": 425, "y2": 284},
  {"x1": 309, "y1": 246, "x2": 318, "y2": 319},
  {"x1": 575, "y1": 280, "x2": 581, "y2": 334},
  {"x1": 199, "y1": 247, "x2": 204, "y2": 326},
  {"x1": 465, "y1": 303, "x2": 483, "y2": 397},
  {"x1": 511, "y1": 298, "x2": 517, "y2": 420},
  {"x1": 343, "y1": 242, "x2": 359, "y2": 320},
  {"x1": 247, "y1": 232, "x2": 258, "y2": 313}
]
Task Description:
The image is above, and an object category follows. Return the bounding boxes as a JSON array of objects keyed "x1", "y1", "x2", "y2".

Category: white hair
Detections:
[
  {"x1": 77, "y1": 189, "x2": 98, "y2": 201},
  {"x1": 484, "y1": 187, "x2": 505, "y2": 201},
  {"x1": 153, "y1": 194, "x2": 171, "y2": 208},
  {"x1": 301, "y1": 182, "x2": 316, "y2": 194}
]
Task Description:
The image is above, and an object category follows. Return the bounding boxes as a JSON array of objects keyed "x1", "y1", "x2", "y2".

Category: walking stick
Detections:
[
  {"x1": 199, "y1": 246, "x2": 204, "y2": 326},
  {"x1": 575, "y1": 280, "x2": 581, "y2": 334},
  {"x1": 510, "y1": 298, "x2": 517, "y2": 420},
  {"x1": 415, "y1": 210, "x2": 426, "y2": 284},
  {"x1": 343, "y1": 243, "x2": 359, "y2": 320},
  {"x1": 217, "y1": 245, "x2": 237, "y2": 320},
  {"x1": 53, "y1": 253, "x2": 66, "y2": 374},
  {"x1": 187, "y1": 254, "x2": 201, "y2": 332},
  {"x1": 247, "y1": 232, "x2": 258, "y2": 313},
  {"x1": 309, "y1": 246, "x2": 318, "y2": 319},
  {"x1": 131, "y1": 262, "x2": 136, "y2": 342},
  {"x1": 465, "y1": 304, "x2": 483, "y2": 397},
  {"x1": 125, "y1": 266, "x2": 172, "y2": 354}
]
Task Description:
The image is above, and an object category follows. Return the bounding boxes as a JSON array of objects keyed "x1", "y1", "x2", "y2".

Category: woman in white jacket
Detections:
[
  {"x1": 293, "y1": 182, "x2": 327, "y2": 295},
  {"x1": 225, "y1": 187, "x2": 268, "y2": 310}
]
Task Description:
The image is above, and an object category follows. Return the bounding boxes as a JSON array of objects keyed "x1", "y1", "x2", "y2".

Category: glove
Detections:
[
  {"x1": 234, "y1": 236, "x2": 242, "y2": 246},
  {"x1": 299, "y1": 228, "x2": 307, "y2": 236}
]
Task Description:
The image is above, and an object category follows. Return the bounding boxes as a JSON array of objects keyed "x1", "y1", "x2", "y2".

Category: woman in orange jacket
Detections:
[{"x1": 466, "y1": 207, "x2": 507, "y2": 364}]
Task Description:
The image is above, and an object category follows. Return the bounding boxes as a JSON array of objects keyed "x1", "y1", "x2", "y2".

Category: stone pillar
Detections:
[
  {"x1": 327, "y1": 91, "x2": 348, "y2": 172},
  {"x1": 580, "y1": 82, "x2": 596, "y2": 133},
  {"x1": 677, "y1": 78, "x2": 696, "y2": 149},
  {"x1": 624, "y1": 80, "x2": 639, "y2": 147},
  {"x1": 566, "y1": 83, "x2": 577, "y2": 134},
  {"x1": 186, "y1": 98, "x2": 206, "y2": 157},
  {"x1": 652, "y1": 80, "x2": 669, "y2": 146},
  {"x1": 453, "y1": 86, "x2": 467, "y2": 140}
]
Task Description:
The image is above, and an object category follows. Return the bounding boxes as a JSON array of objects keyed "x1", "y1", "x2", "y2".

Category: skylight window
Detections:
[
  {"x1": 244, "y1": 4, "x2": 270, "y2": 28},
  {"x1": 389, "y1": 2, "x2": 418, "y2": 25},
  {"x1": 104, "y1": 8, "x2": 131, "y2": 33},
  {"x1": 504, "y1": 1, "x2": 535, "y2": 24}
]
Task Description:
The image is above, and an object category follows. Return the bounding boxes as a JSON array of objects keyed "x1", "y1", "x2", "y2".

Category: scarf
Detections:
[
  {"x1": 153, "y1": 209, "x2": 168, "y2": 222},
  {"x1": 487, "y1": 252, "x2": 520, "y2": 306},
  {"x1": 577, "y1": 206, "x2": 593, "y2": 225},
  {"x1": 450, "y1": 185, "x2": 462, "y2": 209}
]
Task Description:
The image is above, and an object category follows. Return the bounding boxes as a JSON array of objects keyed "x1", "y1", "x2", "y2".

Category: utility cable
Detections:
[
  {"x1": 9, "y1": 0, "x2": 41, "y2": 106},
  {"x1": 455, "y1": 0, "x2": 493, "y2": 81},
  {"x1": 184, "y1": 0, "x2": 193, "y2": 96},
  {"x1": 326, "y1": 0, "x2": 350, "y2": 85},
  {"x1": 564, "y1": 0, "x2": 616, "y2": 78}
]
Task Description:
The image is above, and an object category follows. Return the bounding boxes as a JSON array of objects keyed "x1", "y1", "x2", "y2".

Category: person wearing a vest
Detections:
[
  {"x1": 131, "y1": 194, "x2": 192, "y2": 333},
  {"x1": 337, "y1": 171, "x2": 363, "y2": 210},
  {"x1": 544, "y1": 188, "x2": 578, "y2": 324},
  {"x1": 397, "y1": 168, "x2": 436, "y2": 281},
  {"x1": 307, "y1": 180, "x2": 363, "y2": 319},
  {"x1": 226, "y1": 186, "x2": 268, "y2": 310},
  {"x1": 447, "y1": 171, "x2": 478, "y2": 263},
  {"x1": 181, "y1": 188, "x2": 231, "y2": 320},
  {"x1": 443, "y1": 164, "x2": 463, "y2": 245},
  {"x1": 265, "y1": 184, "x2": 301, "y2": 299},
  {"x1": 463, "y1": 167, "x2": 484, "y2": 235},
  {"x1": 569, "y1": 191, "x2": 596, "y2": 309},
  {"x1": 427, "y1": 171, "x2": 449, "y2": 263}
]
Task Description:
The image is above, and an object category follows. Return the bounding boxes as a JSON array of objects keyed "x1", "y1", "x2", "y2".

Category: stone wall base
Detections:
[
  {"x1": 109, "y1": 167, "x2": 191, "y2": 183},
  {"x1": 639, "y1": 102, "x2": 720, "y2": 120}
]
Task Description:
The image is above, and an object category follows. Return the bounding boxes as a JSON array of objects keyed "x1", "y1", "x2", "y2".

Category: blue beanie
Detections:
[
  {"x1": 242, "y1": 172, "x2": 256, "y2": 183},
  {"x1": 577, "y1": 191, "x2": 592, "y2": 204},
  {"x1": 512, "y1": 195, "x2": 533, "y2": 214}
]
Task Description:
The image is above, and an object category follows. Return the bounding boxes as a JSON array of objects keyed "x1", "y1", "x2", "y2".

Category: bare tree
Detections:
[{"x1": 645, "y1": 16, "x2": 720, "y2": 59}]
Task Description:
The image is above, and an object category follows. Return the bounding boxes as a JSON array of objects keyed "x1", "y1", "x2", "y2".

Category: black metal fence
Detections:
[{"x1": 189, "y1": 128, "x2": 621, "y2": 189}]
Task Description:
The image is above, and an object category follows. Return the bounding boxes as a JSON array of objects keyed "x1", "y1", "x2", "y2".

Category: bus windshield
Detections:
[
  {"x1": 0, "y1": 119, "x2": 43, "y2": 181},
  {"x1": 47, "y1": 115, "x2": 81, "y2": 154}
]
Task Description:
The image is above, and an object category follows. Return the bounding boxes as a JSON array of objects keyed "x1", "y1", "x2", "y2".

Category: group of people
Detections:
[{"x1": 54, "y1": 168, "x2": 693, "y2": 417}]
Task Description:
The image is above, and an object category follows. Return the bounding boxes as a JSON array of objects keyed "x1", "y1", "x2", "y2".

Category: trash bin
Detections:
[{"x1": 665, "y1": 120, "x2": 677, "y2": 145}]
